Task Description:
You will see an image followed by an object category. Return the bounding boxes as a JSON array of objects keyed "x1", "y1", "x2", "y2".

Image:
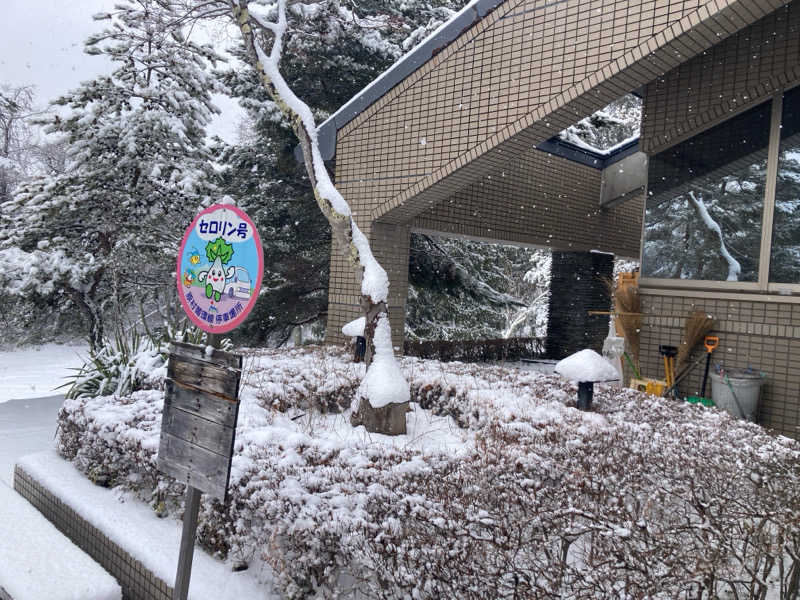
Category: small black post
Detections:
[
  {"x1": 577, "y1": 381, "x2": 594, "y2": 411},
  {"x1": 354, "y1": 336, "x2": 367, "y2": 362}
]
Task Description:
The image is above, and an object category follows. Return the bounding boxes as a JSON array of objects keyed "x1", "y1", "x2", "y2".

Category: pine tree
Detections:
[
  {"x1": 0, "y1": 1, "x2": 221, "y2": 348},
  {"x1": 214, "y1": 0, "x2": 465, "y2": 345}
]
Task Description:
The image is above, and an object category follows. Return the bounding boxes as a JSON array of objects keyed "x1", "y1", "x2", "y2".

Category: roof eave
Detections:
[{"x1": 316, "y1": 0, "x2": 508, "y2": 161}]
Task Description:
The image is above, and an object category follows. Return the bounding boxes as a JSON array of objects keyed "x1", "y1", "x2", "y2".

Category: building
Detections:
[{"x1": 318, "y1": 0, "x2": 800, "y2": 439}]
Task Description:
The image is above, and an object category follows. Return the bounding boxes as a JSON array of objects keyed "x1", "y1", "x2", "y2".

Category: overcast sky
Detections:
[{"x1": 0, "y1": 0, "x2": 242, "y2": 143}]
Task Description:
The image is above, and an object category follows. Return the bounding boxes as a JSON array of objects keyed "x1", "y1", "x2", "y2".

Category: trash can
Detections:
[{"x1": 710, "y1": 370, "x2": 762, "y2": 422}]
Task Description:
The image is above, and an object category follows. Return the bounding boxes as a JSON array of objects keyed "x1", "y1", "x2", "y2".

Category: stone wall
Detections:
[{"x1": 546, "y1": 251, "x2": 613, "y2": 359}]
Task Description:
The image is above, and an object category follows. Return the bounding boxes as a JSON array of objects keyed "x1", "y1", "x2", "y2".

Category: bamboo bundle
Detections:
[{"x1": 604, "y1": 277, "x2": 641, "y2": 372}]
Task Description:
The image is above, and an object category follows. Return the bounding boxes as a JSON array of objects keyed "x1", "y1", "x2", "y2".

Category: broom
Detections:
[
  {"x1": 603, "y1": 277, "x2": 642, "y2": 376},
  {"x1": 676, "y1": 309, "x2": 714, "y2": 371}
]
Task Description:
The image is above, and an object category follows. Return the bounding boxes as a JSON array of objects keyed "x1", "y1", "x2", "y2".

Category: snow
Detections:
[
  {"x1": 342, "y1": 316, "x2": 366, "y2": 337},
  {"x1": 17, "y1": 451, "x2": 274, "y2": 600},
  {"x1": 559, "y1": 129, "x2": 639, "y2": 156},
  {"x1": 358, "y1": 315, "x2": 410, "y2": 408},
  {"x1": 350, "y1": 222, "x2": 389, "y2": 303},
  {"x1": 0, "y1": 480, "x2": 121, "y2": 600},
  {"x1": 52, "y1": 345, "x2": 800, "y2": 598},
  {"x1": 0, "y1": 343, "x2": 87, "y2": 403},
  {"x1": 555, "y1": 349, "x2": 619, "y2": 382}
]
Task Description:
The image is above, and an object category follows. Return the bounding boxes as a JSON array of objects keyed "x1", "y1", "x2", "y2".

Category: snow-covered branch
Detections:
[{"x1": 229, "y1": 0, "x2": 409, "y2": 430}]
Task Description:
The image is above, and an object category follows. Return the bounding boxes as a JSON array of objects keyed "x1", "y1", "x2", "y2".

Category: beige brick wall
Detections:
[
  {"x1": 334, "y1": 0, "x2": 786, "y2": 226},
  {"x1": 412, "y1": 148, "x2": 643, "y2": 258},
  {"x1": 326, "y1": 222, "x2": 411, "y2": 347},
  {"x1": 637, "y1": 3, "x2": 800, "y2": 441},
  {"x1": 335, "y1": 0, "x2": 707, "y2": 221},
  {"x1": 639, "y1": 291, "x2": 800, "y2": 439},
  {"x1": 325, "y1": 0, "x2": 790, "y2": 350},
  {"x1": 642, "y1": 2, "x2": 800, "y2": 154}
]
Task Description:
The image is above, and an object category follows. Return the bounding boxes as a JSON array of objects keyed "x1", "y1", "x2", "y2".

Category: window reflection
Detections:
[
  {"x1": 770, "y1": 86, "x2": 800, "y2": 283},
  {"x1": 642, "y1": 101, "x2": 770, "y2": 282}
]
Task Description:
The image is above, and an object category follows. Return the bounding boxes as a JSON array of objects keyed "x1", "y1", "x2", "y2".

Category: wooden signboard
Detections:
[{"x1": 157, "y1": 341, "x2": 242, "y2": 502}]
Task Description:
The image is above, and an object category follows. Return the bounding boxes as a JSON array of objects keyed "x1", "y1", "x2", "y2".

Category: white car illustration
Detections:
[{"x1": 225, "y1": 266, "x2": 252, "y2": 299}]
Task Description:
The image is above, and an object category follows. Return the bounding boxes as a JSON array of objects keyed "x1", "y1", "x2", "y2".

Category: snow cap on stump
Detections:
[
  {"x1": 555, "y1": 349, "x2": 619, "y2": 383},
  {"x1": 342, "y1": 317, "x2": 366, "y2": 337}
]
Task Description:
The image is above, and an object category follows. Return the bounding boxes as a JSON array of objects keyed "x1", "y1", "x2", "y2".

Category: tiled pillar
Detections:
[
  {"x1": 546, "y1": 251, "x2": 613, "y2": 359},
  {"x1": 324, "y1": 221, "x2": 411, "y2": 352}
]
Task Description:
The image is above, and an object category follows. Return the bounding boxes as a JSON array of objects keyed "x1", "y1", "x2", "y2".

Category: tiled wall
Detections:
[
  {"x1": 326, "y1": 0, "x2": 789, "y2": 348},
  {"x1": 638, "y1": 3, "x2": 800, "y2": 440},
  {"x1": 327, "y1": 151, "x2": 642, "y2": 347},
  {"x1": 334, "y1": 0, "x2": 708, "y2": 221},
  {"x1": 639, "y1": 291, "x2": 800, "y2": 439},
  {"x1": 334, "y1": 0, "x2": 786, "y2": 227},
  {"x1": 14, "y1": 466, "x2": 172, "y2": 600},
  {"x1": 643, "y1": 2, "x2": 800, "y2": 154},
  {"x1": 412, "y1": 148, "x2": 643, "y2": 258},
  {"x1": 547, "y1": 251, "x2": 614, "y2": 358},
  {"x1": 326, "y1": 222, "x2": 411, "y2": 346}
]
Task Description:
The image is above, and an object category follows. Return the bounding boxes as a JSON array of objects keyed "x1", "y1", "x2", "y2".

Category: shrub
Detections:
[
  {"x1": 56, "y1": 347, "x2": 800, "y2": 599},
  {"x1": 63, "y1": 321, "x2": 231, "y2": 399}
]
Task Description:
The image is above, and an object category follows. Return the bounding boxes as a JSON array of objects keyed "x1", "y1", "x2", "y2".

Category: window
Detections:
[
  {"x1": 642, "y1": 101, "x2": 771, "y2": 282},
  {"x1": 769, "y1": 85, "x2": 800, "y2": 284}
]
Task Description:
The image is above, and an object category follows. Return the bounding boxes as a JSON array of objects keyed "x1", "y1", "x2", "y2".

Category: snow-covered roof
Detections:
[
  {"x1": 315, "y1": 0, "x2": 507, "y2": 161},
  {"x1": 314, "y1": 0, "x2": 642, "y2": 169}
]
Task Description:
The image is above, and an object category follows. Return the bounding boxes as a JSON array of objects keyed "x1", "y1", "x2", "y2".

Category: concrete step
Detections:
[{"x1": 0, "y1": 480, "x2": 121, "y2": 600}]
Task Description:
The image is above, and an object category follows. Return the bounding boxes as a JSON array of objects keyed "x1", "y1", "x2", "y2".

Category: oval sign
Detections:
[{"x1": 177, "y1": 204, "x2": 263, "y2": 333}]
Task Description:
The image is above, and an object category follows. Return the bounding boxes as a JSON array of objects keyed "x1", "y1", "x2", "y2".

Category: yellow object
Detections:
[
  {"x1": 630, "y1": 378, "x2": 666, "y2": 396},
  {"x1": 662, "y1": 356, "x2": 672, "y2": 387},
  {"x1": 617, "y1": 271, "x2": 639, "y2": 292}
]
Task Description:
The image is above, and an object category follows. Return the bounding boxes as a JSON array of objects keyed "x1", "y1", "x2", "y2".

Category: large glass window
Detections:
[
  {"x1": 769, "y1": 86, "x2": 800, "y2": 283},
  {"x1": 642, "y1": 101, "x2": 771, "y2": 282}
]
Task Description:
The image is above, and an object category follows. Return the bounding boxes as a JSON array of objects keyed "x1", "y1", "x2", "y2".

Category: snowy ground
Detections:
[
  {"x1": 18, "y1": 451, "x2": 274, "y2": 599},
  {"x1": 0, "y1": 343, "x2": 86, "y2": 484},
  {"x1": 0, "y1": 479, "x2": 121, "y2": 600},
  {"x1": 0, "y1": 395, "x2": 63, "y2": 485},
  {"x1": 0, "y1": 343, "x2": 87, "y2": 403}
]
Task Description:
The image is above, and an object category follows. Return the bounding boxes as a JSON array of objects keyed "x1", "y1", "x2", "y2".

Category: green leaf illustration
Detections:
[{"x1": 205, "y1": 237, "x2": 234, "y2": 264}]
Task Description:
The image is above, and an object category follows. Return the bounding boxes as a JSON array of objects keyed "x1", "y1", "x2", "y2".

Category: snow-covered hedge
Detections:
[{"x1": 57, "y1": 347, "x2": 800, "y2": 599}]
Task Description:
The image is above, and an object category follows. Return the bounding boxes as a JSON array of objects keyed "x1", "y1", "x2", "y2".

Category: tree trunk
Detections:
[{"x1": 231, "y1": 1, "x2": 407, "y2": 434}]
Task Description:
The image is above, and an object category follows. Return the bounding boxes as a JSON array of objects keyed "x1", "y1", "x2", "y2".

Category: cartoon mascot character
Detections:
[{"x1": 197, "y1": 237, "x2": 235, "y2": 302}]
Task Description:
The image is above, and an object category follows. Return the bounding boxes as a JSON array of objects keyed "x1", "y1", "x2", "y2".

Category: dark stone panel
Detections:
[{"x1": 546, "y1": 251, "x2": 613, "y2": 359}]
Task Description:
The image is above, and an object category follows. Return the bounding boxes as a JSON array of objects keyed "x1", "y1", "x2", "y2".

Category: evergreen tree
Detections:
[
  {"x1": 407, "y1": 234, "x2": 549, "y2": 341},
  {"x1": 214, "y1": 0, "x2": 465, "y2": 345},
  {"x1": 0, "y1": 84, "x2": 38, "y2": 204},
  {"x1": 0, "y1": 1, "x2": 221, "y2": 347}
]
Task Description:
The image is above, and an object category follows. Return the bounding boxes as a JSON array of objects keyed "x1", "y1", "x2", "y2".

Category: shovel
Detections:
[{"x1": 700, "y1": 336, "x2": 719, "y2": 398}]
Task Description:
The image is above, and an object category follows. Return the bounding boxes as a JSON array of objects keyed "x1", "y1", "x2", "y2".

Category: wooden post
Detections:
[
  {"x1": 171, "y1": 333, "x2": 221, "y2": 600},
  {"x1": 172, "y1": 486, "x2": 201, "y2": 600}
]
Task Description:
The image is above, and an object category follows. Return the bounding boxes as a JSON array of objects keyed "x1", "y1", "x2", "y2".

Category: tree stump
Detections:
[{"x1": 350, "y1": 398, "x2": 408, "y2": 435}]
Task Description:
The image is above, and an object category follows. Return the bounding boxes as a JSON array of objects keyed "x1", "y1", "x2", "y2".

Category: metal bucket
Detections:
[{"x1": 710, "y1": 370, "x2": 762, "y2": 422}]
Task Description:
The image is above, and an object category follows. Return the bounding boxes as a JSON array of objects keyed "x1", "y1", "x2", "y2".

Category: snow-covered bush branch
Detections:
[{"x1": 57, "y1": 347, "x2": 800, "y2": 599}]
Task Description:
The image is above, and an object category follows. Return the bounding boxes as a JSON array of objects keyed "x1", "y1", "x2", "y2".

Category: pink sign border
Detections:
[{"x1": 176, "y1": 204, "x2": 264, "y2": 334}]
